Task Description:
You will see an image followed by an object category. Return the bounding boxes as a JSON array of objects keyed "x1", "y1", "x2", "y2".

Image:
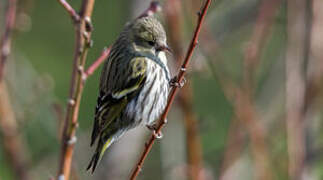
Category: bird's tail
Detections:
[{"x1": 87, "y1": 137, "x2": 113, "y2": 173}]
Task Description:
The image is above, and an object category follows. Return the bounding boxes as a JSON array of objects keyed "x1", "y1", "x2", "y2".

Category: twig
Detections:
[
  {"x1": 137, "y1": 1, "x2": 161, "y2": 19},
  {"x1": 129, "y1": 0, "x2": 212, "y2": 179},
  {"x1": 165, "y1": 1, "x2": 204, "y2": 179},
  {"x1": 0, "y1": 0, "x2": 17, "y2": 81},
  {"x1": 56, "y1": 0, "x2": 80, "y2": 23},
  {"x1": 57, "y1": 0, "x2": 96, "y2": 180},
  {"x1": 84, "y1": 47, "x2": 111, "y2": 78}
]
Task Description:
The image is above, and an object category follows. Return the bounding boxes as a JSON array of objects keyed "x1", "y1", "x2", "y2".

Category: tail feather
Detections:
[
  {"x1": 90, "y1": 119, "x2": 99, "y2": 146},
  {"x1": 87, "y1": 138, "x2": 113, "y2": 173}
]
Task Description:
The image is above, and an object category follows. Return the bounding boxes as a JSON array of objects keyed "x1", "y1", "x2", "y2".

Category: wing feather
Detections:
[{"x1": 90, "y1": 57, "x2": 147, "y2": 145}]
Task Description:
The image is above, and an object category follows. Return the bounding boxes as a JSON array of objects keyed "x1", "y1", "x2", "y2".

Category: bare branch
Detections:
[
  {"x1": 56, "y1": 0, "x2": 96, "y2": 179},
  {"x1": 129, "y1": 0, "x2": 212, "y2": 179},
  {"x1": 164, "y1": 0, "x2": 204, "y2": 179},
  {"x1": 137, "y1": 1, "x2": 161, "y2": 19},
  {"x1": 84, "y1": 47, "x2": 111, "y2": 79},
  {"x1": 56, "y1": 0, "x2": 80, "y2": 23}
]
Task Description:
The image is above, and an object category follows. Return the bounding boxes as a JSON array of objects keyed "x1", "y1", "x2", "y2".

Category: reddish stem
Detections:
[
  {"x1": 57, "y1": 0, "x2": 80, "y2": 23},
  {"x1": 137, "y1": 1, "x2": 161, "y2": 19},
  {"x1": 129, "y1": 0, "x2": 212, "y2": 179},
  {"x1": 84, "y1": 47, "x2": 111, "y2": 78}
]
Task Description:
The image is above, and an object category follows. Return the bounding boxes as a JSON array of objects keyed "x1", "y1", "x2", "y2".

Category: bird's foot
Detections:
[
  {"x1": 169, "y1": 76, "x2": 186, "y2": 88},
  {"x1": 153, "y1": 130, "x2": 163, "y2": 139},
  {"x1": 146, "y1": 124, "x2": 157, "y2": 131},
  {"x1": 146, "y1": 125, "x2": 163, "y2": 139}
]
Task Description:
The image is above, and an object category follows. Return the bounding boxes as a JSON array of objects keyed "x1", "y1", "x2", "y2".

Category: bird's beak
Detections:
[{"x1": 156, "y1": 44, "x2": 172, "y2": 54}]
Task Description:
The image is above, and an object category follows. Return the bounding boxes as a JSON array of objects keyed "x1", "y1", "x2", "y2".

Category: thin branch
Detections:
[
  {"x1": 56, "y1": 0, "x2": 96, "y2": 180},
  {"x1": 129, "y1": 0, "x2": 212, "y2": 179},
  {"x1": 0, "y1": 0, "x2": 17, "y2": 81},
  {"x1": 137, "y1": 1, "x2": 161, "y2": 19},
  {"x1": 56, "y1": 0, "x2": 80, "y2": 23},
  {"x1": 165, "y1": 0, "x2": 204, "y2": 179},
  {"x1": 84, "y1": 47, "x2": 111, "y2": 78}
]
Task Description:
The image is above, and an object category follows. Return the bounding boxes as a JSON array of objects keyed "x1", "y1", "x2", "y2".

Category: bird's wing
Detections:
[{"x1": 90, "y1": 57, "x2": 148, "y2": 146}]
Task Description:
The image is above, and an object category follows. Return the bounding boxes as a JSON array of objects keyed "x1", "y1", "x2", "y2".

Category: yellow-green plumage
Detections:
[{"x1": 87, "y1": 15, "x2": 171, "y2": 173}]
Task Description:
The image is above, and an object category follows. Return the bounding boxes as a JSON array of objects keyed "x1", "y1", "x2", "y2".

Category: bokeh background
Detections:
[{"x1": 1, "y1": 0, "x2": 323, "y2": 179}]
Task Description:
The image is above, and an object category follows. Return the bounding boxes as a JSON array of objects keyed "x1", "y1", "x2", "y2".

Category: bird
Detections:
[{"x1": 86, "y1": 15, "x2": 172, "y2": 173}]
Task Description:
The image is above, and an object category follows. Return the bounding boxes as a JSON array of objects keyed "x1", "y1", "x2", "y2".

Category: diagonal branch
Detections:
[
  {"x1": 84, "y1": 47, "x2": 111, "y2": 78},
  {"x1": 56, "y1": 0, "x2": 80, "y2": 23},
  {"x1": 165, "y1": 0, "x2": 204, "y2": 179},
  {"x1": 129, "y1": 0, "x2": 212, "y2": 179}
]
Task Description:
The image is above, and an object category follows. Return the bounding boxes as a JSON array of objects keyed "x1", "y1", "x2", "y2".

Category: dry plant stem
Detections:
[
  {"x1": 286, "y1": 0, "x2": 307, "y2": 178},
  {"x1": 0, "y1": 82, "x2": 29, "y2": 180},
  {"x1": 137, "y1": 1, "x2": 161, "y2": 19},
  {"x1": 57, "y1": 0, "x2": 95, "y2": 179},
  {"x1": 57, "y1": 0, "x2": 80, "y2": 23},
  {"x1": 165, "y1": 1, "x2": 204, "y2": 179},
  {"x1": 129, "y1": 0, "x2": 212, "y2": 179},
  {"x1": 0, "y1": 0, "x2": 17, "y2": 81},
  {"x1": 84, "y1": 47, "x2": 111, "y2": 78}
]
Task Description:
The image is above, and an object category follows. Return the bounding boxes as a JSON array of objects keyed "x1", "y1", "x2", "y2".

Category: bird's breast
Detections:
[{"x1": 125, "y1": 56, "x2": 170, "y2": 127}]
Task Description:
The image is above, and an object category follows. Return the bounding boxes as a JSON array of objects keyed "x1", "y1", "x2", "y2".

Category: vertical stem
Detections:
[
  {"x1": 57, "y1": 0, "x2": 95, "y2": 179},
  {"x1": 286, "y1": 0, "x2": 308, "y2": 179}
]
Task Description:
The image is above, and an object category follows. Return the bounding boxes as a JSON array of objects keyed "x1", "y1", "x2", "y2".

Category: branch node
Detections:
[
  {"x1": 163, "y1": 118, "x2": 168, "y2": 124},
  {"x1": 68, "y1": 99, "x2": 75, "y2": 106},
  {"x1": 82, "y1": 31, "x2": 93, "y2": 48},
  {"x1": 169, "y1": 76, "x2": 186, "y2": 88},
  {"x1": 72, "y1": 122, "x2": 79, "y2": 128},
  {"x1": 78, "y1": 65, "x2": 84, "y2": 73},
  {"x1": 84, "y1": 16, "x2": 93, "y2": 32},
  {"x1": 153, "y1": 130, "x2": 163, "y2": 139},
  {"x1": 67, "y1": 136, "x2": 77, "y2": 145},
  {"x1": 180, "y1": 67, "x2": 187, "y2": 72}
]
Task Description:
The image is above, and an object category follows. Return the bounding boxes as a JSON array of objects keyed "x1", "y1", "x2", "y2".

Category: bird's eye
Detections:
[{"x1": 148, "y1": 41, "x2": 155, "y2": 46}]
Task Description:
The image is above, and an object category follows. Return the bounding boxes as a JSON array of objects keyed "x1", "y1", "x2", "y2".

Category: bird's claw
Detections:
[
  {"x1": 147, "y1": 125, "x2": 163, "y2": 139},
  {"x1": 169, "y1": 76, "x2": 186, "y2": 88},
  {"x1": 153, "y1": 130, "x2": 163, "y2": 139},
  {"x1": 146, "y1": 124, "x2": 157, "y2": 131}
]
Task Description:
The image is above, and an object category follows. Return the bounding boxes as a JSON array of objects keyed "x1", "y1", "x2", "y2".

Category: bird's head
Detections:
[{"x1": 128, "y1": 16, "x2": 171, "y2": 54}]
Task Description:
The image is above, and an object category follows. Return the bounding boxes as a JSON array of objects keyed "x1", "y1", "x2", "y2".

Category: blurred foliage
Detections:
[{"x1": 1, "y1": 0, "x2": 323, "y2": 180}]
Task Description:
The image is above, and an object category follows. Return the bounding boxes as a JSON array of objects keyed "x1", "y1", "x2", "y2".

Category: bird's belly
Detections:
[{"x1": 125, "y1": 63, "x2": 169, "y2": 127}]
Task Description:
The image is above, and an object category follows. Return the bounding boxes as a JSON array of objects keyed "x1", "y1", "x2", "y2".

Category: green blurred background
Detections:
[{"x1": 1, "y1": 0, "x2": 323, "y2": 179}]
